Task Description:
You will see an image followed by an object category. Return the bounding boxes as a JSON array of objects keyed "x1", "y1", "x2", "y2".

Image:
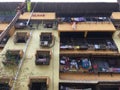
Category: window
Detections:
[
  {"x1": 14, "y1": 32, "x2": 30, "y2": 43},
  {"x1": 28, "y1": 76, "x2": 50, "y2": 90},
  {"x1": 2, "y1": 49, "x2": 24, "y2": 65},
  {"x1": 35, "y1": 50, "x2": 51, "y2": 65},
  {"x1": 40, "y1": 32, "x2": 53, "y2": 47}
]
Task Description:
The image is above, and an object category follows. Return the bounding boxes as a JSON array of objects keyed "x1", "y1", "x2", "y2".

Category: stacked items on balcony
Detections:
[
  {"x1": 60, "y1": 55, "x2": 91, "y2": 73},
  {"x1": 59, "y1": 27, "x2": 119, "y2": 74},
  {"x1": 60, "y1": 38, "x2": 117, "y2": 51},
  {"x1": 57, "y1": 17, "x2": 110, "y2": 23},
  {"x1": 60, "y1": 54, "x2": 120, "y2": 74}
]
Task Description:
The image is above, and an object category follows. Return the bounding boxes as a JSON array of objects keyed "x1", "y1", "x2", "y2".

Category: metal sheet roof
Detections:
[
  {"x1": 0, "y1": 0, "x2": 118, "y2": 3},
  {"x1": 33, "y1": 2, "x2": 119, "y2": 16},
  {"x1": 0, "y1": 2, "x2": 119, "y2": 17}
]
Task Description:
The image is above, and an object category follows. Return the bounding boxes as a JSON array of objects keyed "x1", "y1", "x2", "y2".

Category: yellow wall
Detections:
[{"x1": 0, "y1": 25, "x2": 120, "y2": 90}]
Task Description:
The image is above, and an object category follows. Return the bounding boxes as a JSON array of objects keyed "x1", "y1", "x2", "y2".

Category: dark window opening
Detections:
[
  {"x1": 87, "y1": 32, "x2": 113, "y2": 38},
  {"x1": 59, "y1": 82, "x2": 120, "y2": 90},
  {"x1": 86, "y1": 38, "x2": 118, "y2": 51},
  {"x1": 100, "y1": 87, "x2": 118, "y2": 90},
  {"x1": 35, "y1": 50, "x2": 51, "y2": 65},
  {"x1": 0, "y1": 83, "x2": 10, "y2": 90},
  {"x1": 31, "y1": 82, "x2": 47, "y2": 90},
  {"x1": 60, "y1": 32, "x2": 84, "y2": 38},
  {"x1": 40, "y1": 32, "x2": 53, "y2": 47},
  {"x1": 98, "y1": 82, "x2": 120, "y2": 90},
  {"x1": 14, "y1": 32, "x2": 30, "y2": 43},
  {"x1": 60, "y1": 32, "x2": 86, "y2": 50},
  {"x1": 28, "y1": 76, "x2": 49, "y2": 90},
  {"x1": 0, "y1": 78, "x2": 11, "y2": 90},
  {"x1": 59, "y1": 83, "x2": 96, "y2": 90}
]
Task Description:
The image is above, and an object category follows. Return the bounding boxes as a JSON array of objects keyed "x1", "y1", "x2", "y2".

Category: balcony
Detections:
[
  {"x1": 60, "y1": 32, "x2": 118, "y2": 54},
  {"x1": 60, "y1": 54, "x2": 120, "y2": 74}
]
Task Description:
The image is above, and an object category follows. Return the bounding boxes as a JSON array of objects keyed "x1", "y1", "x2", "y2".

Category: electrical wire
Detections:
[{"x1": 11, "y1": 2, "x2": 37, "y2": 90}]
